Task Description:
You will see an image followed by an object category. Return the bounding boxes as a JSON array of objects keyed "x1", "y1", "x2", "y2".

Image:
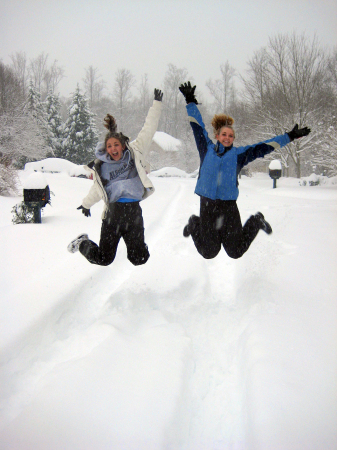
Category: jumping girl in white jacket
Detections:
[{"x1": 67, "y1": 89, "x2": 163, "y2": 266}]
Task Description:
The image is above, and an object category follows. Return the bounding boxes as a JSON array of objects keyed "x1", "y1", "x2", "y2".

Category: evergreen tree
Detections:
[
  {"x1": 62, "y1": 85, "x2": 98, "y2": 164},
  {"x1": 45, "y1": 91, "x2": 64, "y2": 158}
]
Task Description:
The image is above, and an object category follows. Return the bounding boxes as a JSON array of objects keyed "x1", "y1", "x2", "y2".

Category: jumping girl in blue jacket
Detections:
[{"x1": 179, "y1": 82, "x2": 310, "y2": 260}]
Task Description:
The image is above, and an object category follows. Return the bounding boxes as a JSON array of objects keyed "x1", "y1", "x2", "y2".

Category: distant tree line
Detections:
[{"x1": 0, "y1": 32, "x2": 336, "y2": 195}]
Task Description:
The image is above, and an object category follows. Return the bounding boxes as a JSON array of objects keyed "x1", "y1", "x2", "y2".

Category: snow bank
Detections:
[
  {"x1": 151, "y1": 166, "x2": 189, "y2": 178},
  {"x1": 24, "y1": 158, "x2": 90, "y2": 178},
  {"x1": 299, "y1": 173, "x2": 337, "y2": 186}
]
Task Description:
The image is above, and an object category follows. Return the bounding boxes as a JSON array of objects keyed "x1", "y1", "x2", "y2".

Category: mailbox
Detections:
[
  {"x1": 269, "y1": 160, "x2": 282, "y2": 188},
  {"x1": 23, "y1": 185, "x2": 50, "y2": 206},
  {"x1": 22, "y1": 172, "x2": 50, "y2": 223}
]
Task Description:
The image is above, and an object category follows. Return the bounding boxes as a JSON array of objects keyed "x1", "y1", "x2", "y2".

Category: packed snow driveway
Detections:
[{"x1": 1, "y1": 172, "x2": 336, "y2": 449}]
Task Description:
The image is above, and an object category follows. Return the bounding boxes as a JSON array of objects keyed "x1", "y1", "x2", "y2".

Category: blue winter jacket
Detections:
[{"x1": 187, "y1": 103, "x2": 290, "y2": 200}]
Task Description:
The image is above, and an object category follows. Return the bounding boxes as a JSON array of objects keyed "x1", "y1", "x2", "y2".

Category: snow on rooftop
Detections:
[{"x1": 152, "y1": 132, "x2": 182, "y2": 152}]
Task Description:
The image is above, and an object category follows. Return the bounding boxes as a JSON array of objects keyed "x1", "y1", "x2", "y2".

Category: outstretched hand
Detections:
[
  {"x1": 154, "y1": 89, "x2": 163, "y2": 101},
  {"x1": 77, "y1": 205, "x2": 91, "y2": 217},
  {"x1": 179, "y1": 81, "x2": 198, "y2": 104},
  {"x1": 287, "y1": 124, "x2": 311, "y2": 141}
]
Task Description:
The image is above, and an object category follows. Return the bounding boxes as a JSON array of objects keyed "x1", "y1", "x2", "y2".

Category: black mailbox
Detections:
[
  {"x1": 23, "y1": 185, "x2": 50, "y2": 223},
  {"x1": 24, "y1": 185, "x2": 50, "y2": 206},
  {"x1": 269, "y1": 169, "x2": 282, "y2": 179}
]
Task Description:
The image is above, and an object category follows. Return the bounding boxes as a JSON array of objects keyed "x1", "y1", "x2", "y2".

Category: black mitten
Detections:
[
  {"x1": 77, "y1": 205, "x2": 91, "y2": 217},
  {"x1": 179, "y1": 81, "x2": 198, "y2": 104},
  {"x1": 287, "y1": 124, "x2": 311, "y2": 141},
  {"x1": 154, "y1": 89, "x2": 163, "y2": 101}
]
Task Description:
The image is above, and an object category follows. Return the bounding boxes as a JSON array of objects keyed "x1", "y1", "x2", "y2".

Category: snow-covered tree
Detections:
[
  {"x1": 26, "y1": 80, "x2": 50, "y2": 146},
  {"x1": 241, "y1": 33, "x2": 328, "y2": 177},
  {"x1": 0, "y1": 63, "x2": 48, "y2": 191},
  {"x1": 62, "y1": 85, "x2": 98, "y2": 164},
  {"x1": 312, "y1": 114, "x2": 337, "y2": 177},
  {"x1": 45, "y1": 91, "x2": 64, "y2": 157}
]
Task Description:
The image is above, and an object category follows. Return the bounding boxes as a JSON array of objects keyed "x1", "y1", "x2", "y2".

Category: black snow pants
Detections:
[
  {"x1": 79, "y1": 202, "x2": 149, "y2": 266},
  {"x1": 189, "y1": 197, "x2": 261, "y2": 259}
]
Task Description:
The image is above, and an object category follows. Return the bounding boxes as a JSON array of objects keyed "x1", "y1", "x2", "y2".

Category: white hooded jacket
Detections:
[{"x1": 82, "y1": 99, "x2": 162, "y2": 219}]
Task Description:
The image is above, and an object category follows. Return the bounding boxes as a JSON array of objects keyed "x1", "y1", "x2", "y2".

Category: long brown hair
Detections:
[{"x1": 103, "y1": 114, "x2": 129, "y2": 148}]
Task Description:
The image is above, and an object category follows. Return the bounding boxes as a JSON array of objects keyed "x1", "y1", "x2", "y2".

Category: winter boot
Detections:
[
  {"x1": 255, "y1": 212, "x2": 272, "y2": 234},
  {"x1": 67, "y1": 233, "x2": 89, "y2": 253},
  {"x1": 183, "y1": 215, "x2": 197, "y2": 237}
]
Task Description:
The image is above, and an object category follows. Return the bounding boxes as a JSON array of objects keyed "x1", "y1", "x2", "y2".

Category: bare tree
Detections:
[
  {"x1": 133, "y1": 74, "x2": 153, "y2": 132},
  {"x1": 162, "y1": 63, "x2": 189, "y2": 139},
  {"x1": 1, "y1": 107, "x2": 48, "y2": 164},
  {"x1": 312, "y1": 47, "x2": 337, "y2": 176},
  {"x1": 241, "y1": 33, "x2": 328, "y2": 177},
  {"x1": 10, "y1": 51, "x2": 28, "y2": 97},
  {"x1": 112, "y1": 68, "x2": 136, "y2": 133},
  {"x1": 0, "y1": 61, "x2": 23, "y2": 113},
  {"x1": 326, "y1": 47, "x2": 337, "y2": 97},
  {"x1": 83, "y1": 65, "x2": 106, "y2": 107},
  {"x1": 43, "y1": 60, "x2": 65, "y2": 96},
  {"x1": 29, "y1": 52, "x2": 49, "y2": 94},
  {"x1": 138, "y1": 74, "x2": 152, "y2": 114},
  {"x1": 28, "y1": 52, "x2": 64, "y2": 99},
  {"x1": 206, "y1": 61, "x2": 236, "y2": 113}
]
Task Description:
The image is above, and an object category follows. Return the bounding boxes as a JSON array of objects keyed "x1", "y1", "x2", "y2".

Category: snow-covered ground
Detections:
[{"x1": 1, "y1": 167, "x2": 336, "y2": 449}]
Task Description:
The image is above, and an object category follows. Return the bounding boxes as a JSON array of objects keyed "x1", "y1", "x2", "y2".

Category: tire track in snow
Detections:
[{"x1": 0, "y1": 180, "x2": 189, "y2": 429}]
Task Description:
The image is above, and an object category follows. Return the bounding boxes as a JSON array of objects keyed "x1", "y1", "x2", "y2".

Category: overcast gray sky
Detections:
[{"x1": 1, "y1": 0, "x2": 337, "y2": 99}]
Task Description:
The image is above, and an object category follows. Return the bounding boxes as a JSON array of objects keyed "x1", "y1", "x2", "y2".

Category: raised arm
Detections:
[
  {"x1": 237, "y1": 124, "x2": 311, "y2": 169},
  {"x1": 130, "y1": 89, "x2": 163, "y2": 157},
  {"x1": 179, "y1": 82, "x2": 214, "y2": 164}
]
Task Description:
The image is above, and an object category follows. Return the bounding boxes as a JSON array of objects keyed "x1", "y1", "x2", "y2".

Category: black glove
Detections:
[
  {"x1": 154, "y1": 89, "x2": 163, "y2": 102},
  {"x1": 179, "y1": 81, "x2": 198, "y2": 104},
  {"x1": 77, "y1": 205, "x2": 91, "y2": 217},
  {"x1": 287, "y1": 124, "x2": 311, "y2": 141}
]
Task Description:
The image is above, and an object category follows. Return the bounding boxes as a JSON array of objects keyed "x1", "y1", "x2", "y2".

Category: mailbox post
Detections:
[{"x1": 269, "y1": 160, "x2": 282, "y2": 188}]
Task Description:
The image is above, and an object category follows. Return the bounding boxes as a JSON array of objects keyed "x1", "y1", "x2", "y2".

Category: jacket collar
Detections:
[
  {"x1": 87, "y1": 159, "x2": 103, "y2": 169},
  {"x1": 215, "y1": 141, "x2": 233, "y2": 157}
]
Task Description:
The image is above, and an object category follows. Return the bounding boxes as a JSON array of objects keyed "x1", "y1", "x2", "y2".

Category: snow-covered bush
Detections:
[
  {"x1": 12, "y1": 202, "x2": 37, "y2": 224},
  {"x1": 299, "y1": 173, "x2": 337, "y2": 186}
]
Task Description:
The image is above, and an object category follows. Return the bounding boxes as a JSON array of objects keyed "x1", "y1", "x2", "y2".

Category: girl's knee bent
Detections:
[{"x1": 127, "y1": 244, "x2": 150, "y2": 266}]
